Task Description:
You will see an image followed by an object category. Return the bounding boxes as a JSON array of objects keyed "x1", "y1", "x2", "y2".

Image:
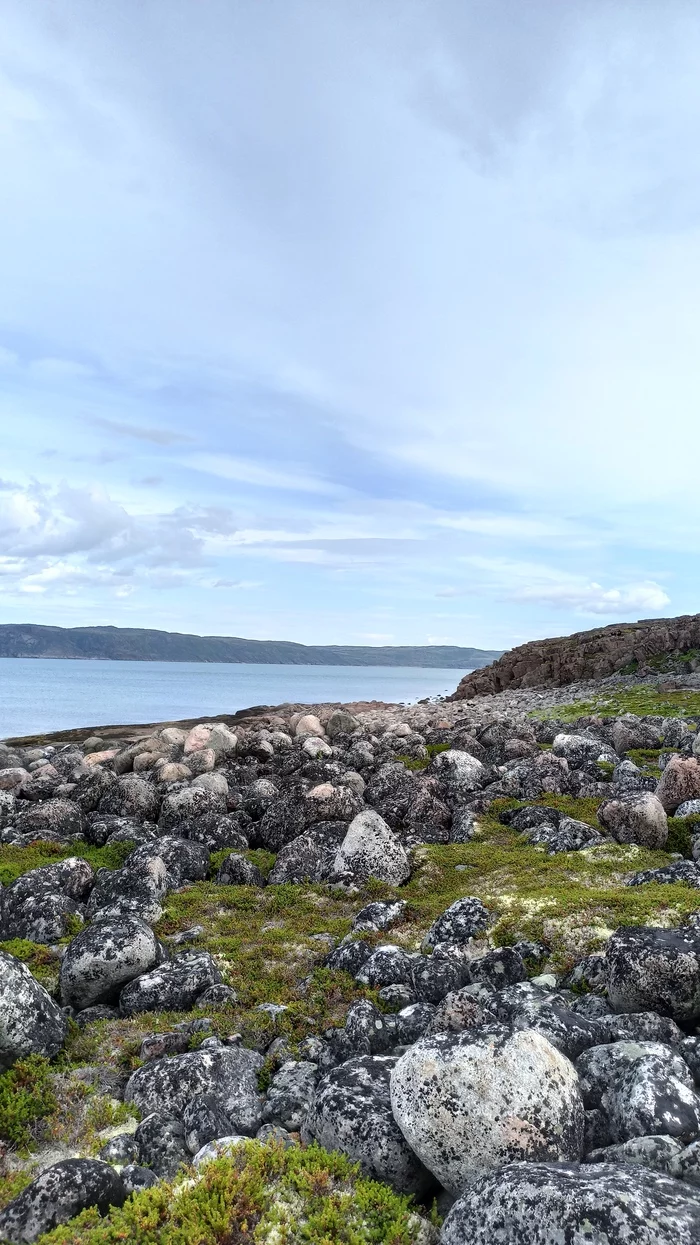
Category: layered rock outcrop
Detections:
[{"x1": 451, "y1": 614, "x2": 700, "y2": 699}]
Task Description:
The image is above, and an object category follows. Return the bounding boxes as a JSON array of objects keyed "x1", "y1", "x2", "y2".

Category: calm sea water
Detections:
[{"x1": 0, "y1": 658, "x2": 470, "y2": 739}]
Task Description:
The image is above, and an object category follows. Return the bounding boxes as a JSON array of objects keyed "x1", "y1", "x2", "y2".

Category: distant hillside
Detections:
[
  {"x1": 0, "y1": 624, "x2": 501, "y2": 669},
  {"x1": 451, "y1": 613, "x2": 700, "y2": 698}
]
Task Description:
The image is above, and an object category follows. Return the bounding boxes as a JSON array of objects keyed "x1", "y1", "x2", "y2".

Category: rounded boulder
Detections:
[{"x1": 390, "y1": 1026, "x2": 584, "y2": 1194}]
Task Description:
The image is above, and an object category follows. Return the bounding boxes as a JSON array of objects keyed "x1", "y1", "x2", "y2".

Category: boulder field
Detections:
[{"x1": 2, "y1": 695, "x2": 700, "y2": 1241}]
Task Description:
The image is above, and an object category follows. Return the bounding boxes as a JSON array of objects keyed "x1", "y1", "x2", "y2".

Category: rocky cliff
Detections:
[{"x1": 451, "y1": 614, "x2": 700, "y2": 699}]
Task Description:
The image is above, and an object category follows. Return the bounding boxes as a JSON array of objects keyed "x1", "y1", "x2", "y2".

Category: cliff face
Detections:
[{"x1": 450, "y1": 614, "x2": 700, "y2": 699}]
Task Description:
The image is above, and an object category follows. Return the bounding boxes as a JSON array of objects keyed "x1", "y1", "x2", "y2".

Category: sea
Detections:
[{"x1": 0, "y1": 658, "x2": 471, "y2": 739}]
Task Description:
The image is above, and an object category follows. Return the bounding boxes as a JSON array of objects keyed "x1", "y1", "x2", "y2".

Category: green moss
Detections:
[
  {"x1": 0, "y1": 1056, "x2": 57, "y2": 1152},
  {"x1": 532, "y1": 685, "x2": 700, "y2": 721},
  {"x1": 666, "y1": 815, "x2": 700, "y2": 859},
  {"x1": 36, "y1": 1140, "x2": 423, "y2": 1245},
  {"x1": 0, "y1": 940, "x2": 60, "y2": 988},
  {"x1": 0, "y1": 841, "x2": 135, "y2": 887},
  {"x1": 0, "y1": 1170, "x2": 34, "y2": 1212},
  {"x1": 396, "y1": 755, "x2": 429, "y2": 771}
]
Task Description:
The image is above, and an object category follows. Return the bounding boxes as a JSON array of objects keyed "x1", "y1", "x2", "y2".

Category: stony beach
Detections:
[{"x1": 2, "y1": 668, "x2": 700, "y2": 1242}]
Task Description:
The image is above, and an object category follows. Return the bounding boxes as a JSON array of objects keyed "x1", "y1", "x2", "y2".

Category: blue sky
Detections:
[{"x1": 1, "y1": 0, "x2": 700, "y2": 650}]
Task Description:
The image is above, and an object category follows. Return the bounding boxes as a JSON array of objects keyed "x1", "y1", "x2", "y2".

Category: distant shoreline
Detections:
[{"x1": 0, "y1": 623, "x2": 501, "y2": 670}]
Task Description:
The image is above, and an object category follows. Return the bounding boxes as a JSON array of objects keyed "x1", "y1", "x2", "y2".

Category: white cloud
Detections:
[{"x1": 513, "y1": 580, "x2": 671, "y2": 616}]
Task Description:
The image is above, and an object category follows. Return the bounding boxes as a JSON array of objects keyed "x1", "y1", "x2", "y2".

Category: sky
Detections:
[{"x1": 1, "y1": 0, "x2": 700, "y2": 652}]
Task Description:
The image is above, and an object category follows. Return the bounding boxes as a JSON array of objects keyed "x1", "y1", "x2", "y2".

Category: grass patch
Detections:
[
  {"x1": 36, "y1": 1139, "x2": 427, "y2": 1245},
  {"x1": 0, "y1": 841, "x2": 135, "y2": 888},
  {"x1": 666, "y1": 815, "x2": 700, "y2": 858},
  {"x1": 397, "y1": 741, "x2": 451, "y2": 771},
  {"x1": 0, "y1": 940, "x2": 61, "y2": 989},
  {"x1": 0, "y1": 1056, "x2": 57, "y2": 1152},
  {"x1": 532, "y1": 685, "x2": 700, "y2": 721}
]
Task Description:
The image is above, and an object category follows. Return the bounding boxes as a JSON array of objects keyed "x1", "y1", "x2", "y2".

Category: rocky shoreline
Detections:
[{"x1": 2, "y1": 680, "x2": 700, "y2": 1241}]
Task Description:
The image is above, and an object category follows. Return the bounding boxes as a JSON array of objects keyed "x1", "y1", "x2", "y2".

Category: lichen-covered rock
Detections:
[
  {"x1": 124, "y1": 1045, "x2": 264, "y2": 1133},
  {"x1": 597, "y1": 792, "x2": 668, "y2": 848},
  {"x1": 0, "y1": 857, "x2": 94, "y2": 942},
  {"x1": 86, "y1": 859, "x2": 169, "y2": 923},
  {"x1": 440, "y1": 1160, "x2": 700, "y2": 1245},
  {"x1": 267, "y1": 822, "x2": 347, "y2": 884},
  {"x1": 390, "y1": 1027, "x2": 584, "y2": 1194},
  {"x1": 0, "y1": 950, "x2": 68, "y2": 1069},
  {"x1": 576, "y1": 1040, "x2": 700, "y2": 1143},
  {"x1": 126, "y1": 836, "x2": 210, "y2": 888},
  {"x1": 257, "y1": 793, "x2": 306, "y2": 851},
  {"x1": 60, "y1": 915, "x2": 163, "y2": 1011},
  {"x1": 333, "y1": 810, "x2": 410, "y2": 885},
  {"x1": 430, "y1": 750, "x2": 485, "y2": 802},
  {"x1": 356, "y1": 945, "x2": 414, "y2": 989},
  {"x1": 628, "y1": 860, "x2": 700, "y2": 888},
  {"x1": 606, "y1": 926, "x2": 700, "y2": 1026},
  {"x1": 263, "y1": 1060, "x2": 319, "y2": 1130},
  {"x1": 12, "y1": 797, "x2": 84, "y2": 839},
  {"x1": 119, "y1": 949, "x2": 222, "y2": 1015},
  {"x1": 325, "y1": 937, "x2": 372, "y2": 976},
  {"x1": 0, "y1": 1159, "x2": 126, "y2": 1243},
  {"x1": 303, "y1": 783, "x2": 362, "y2": 825},
  {"x1": 183, "y1": 1094, "x2": 235, "y2": 1155},
  {"x1": 99, "y1": 775, "x2": 159, "y2": 822},
  {"x1": 657, "y1": 756, "x2": 700, "y2": 814},
  {"x1": 585, "y1": 1134, "x2": 684, "y2": 1175},
  {"x1": 159, "y1": 785, "x2": 226, "y2": 831},
  {"x1": 306, "y1": 1055, "x2": 434, "y2": 1197},
  {"x1": 525, "y1": 815, "x2": 606, "y2": 853},
  {"x1": 491, "y1": 982, "x2": 605, "y2": 1061},
  {"x1": 135, "y1": 1112, "x2": 189, "y2": 1178},
  {"x1": 216, "y1": 851, "x2": 266, "y2": 886},
  {"x1": 423, "y1": 896, "x2": 491, "y2": 949}
]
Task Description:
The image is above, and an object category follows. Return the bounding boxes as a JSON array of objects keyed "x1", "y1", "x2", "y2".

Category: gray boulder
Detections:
[
  {"x1": 125, "y1": 1045, "x2": 264, "y2": 1133},
  {"x1": 267, "y1": 822, "x2": 347, "y2": 884},
  {"x1": 0, "y1": 1159, "x2": 126, "y2": 1244},
  {"x1": 306, "y1": 1055, "x2": 434, "y2": 1196},
  {"x1": 585, "y1": 1134, "x2": 684, "y2": 1175},
  {"x1": 183, "y1": 1093, "x2": 234, "y2": 1155},
  {"x1": 0, "y1": 950, "x2": 68, "y2": 1070},
  {"x1": 135, "y1": 1112, "x2": 189, "y2": 1178},
  {"x1": 12, "y1": 798, "x2": 83, "y2": 839},
  {"x1": 332, "y1": 810, "x2": 410, "y2": 885},
  {"x1": 216, "y1": 852, "x2": 266, "y2": 886},
  {"x1": 263, "y1": 1060, "x2": 319, "y2": 1131},
  {"x1": 576, "y1": 1040, "x2": 700, "y2": 1143},
  {"x1": 440, "y1": 1160, "x2": 700, "y2": 1245},
  {"x1": 423, "y1": 896, "x2": 491, "y2": 949},
  {"x1": 125, "y1": 836, "x2": 210, "y2": 888},
  {"x1": 119, "y1": 950, "x2": 222, "y2": 1015},
  {"x1": 60, "y1": 915, "x2": 163, "y2": 1011},
  {"x1": 390, "y1": 1026, "x2": 584, "y2": 1194},
  {"x1": 598, "y1": 792, "x2": 668, "y2": 848},
  {"x1": 159, "y1": 786, "x2": 226, "y2": 832},
  {"x1": 99, "y1": 775, "x2": 159, "y2": 822},
  {"x1": 606, "y1": 926, "x2": 700, "y2": 1026},
  {"x1": 430, "y1": 749, "x2": 485, "y2": 802}
]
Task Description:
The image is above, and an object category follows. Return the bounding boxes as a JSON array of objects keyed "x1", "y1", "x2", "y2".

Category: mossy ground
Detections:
[
  {"x1": 532, "y1": 684, "x2": 700, "y2": 721},
  {"x1": 4, "y1": 792, "x2": 700, "y2": 1168},
  {"x1": 0, "y1": 841, "x2": 135, "y2": 887},
  {"x1": 35, "y1": 1140, "x2": 430, "y2": 1245}
]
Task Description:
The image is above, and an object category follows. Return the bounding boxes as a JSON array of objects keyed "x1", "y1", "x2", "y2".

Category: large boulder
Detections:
[
  {"x1": 267, "y1": 822, "x2": 347, "y2": 884},
  {"x1": 606, "y1": 926, "x2": 700, "y2": 1026},
  {"x1": 332, "y1": 810, "x2": 410, "y2": 885},
  {"x1": 159, "y1": 786, "x2": 226, "y2": 832},
  {"x1": 86, "y1": 860, "x2": 168, "y2": 924},
  {"x1": 60, "y1": 915, "x2": 163, "y2": 1011},
  {"x1": 306, "y1": 1055, "x2": 434, "y2": 1196},
  {"x1": 124, "y1": 1045, "x2": 264, "y2": 1133},
  {"x1": 99, "y1": 775, "x2": 159, "y2": 822},
  {"x1": 119, "y1": 950, "x2": 222, "y2": 1015},
  {"x1": 0, "y1": 950, "x2": 68, "y2": 1070},
  {"x1": 12, "y1": 798, "x2": 83, "y2": 839},
  {"x1": 423, "y1": 896, "x2": 491, "y2": 949},
  {"x1": 0, "y1": 858, "x2": 94, "y2": 943},
  {"x1": 430, "y1": 750, "x2": 485, "y2": 803},
  {"x1": 390, "y1": 1026, "x2": 584, "y2": 1194},
  {"x1": 440, "y1": 1160, "x2": 700, "y2": 1245},
  {"x1": 597, "y1": 791, "x2": 668, "y2": 848},
  {"x1": 576, "y1": 1040, "x2": 700, "y2": 1143},
  {"x1": 125, "y1": 836, "x2": 210, "y2": 888},
  {"x1": 0, "y1": 1159, "x2": 126, "y2": 1244},
  {"x1": 657, "y1": 757, "x2": 700, "y2": 814}
]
